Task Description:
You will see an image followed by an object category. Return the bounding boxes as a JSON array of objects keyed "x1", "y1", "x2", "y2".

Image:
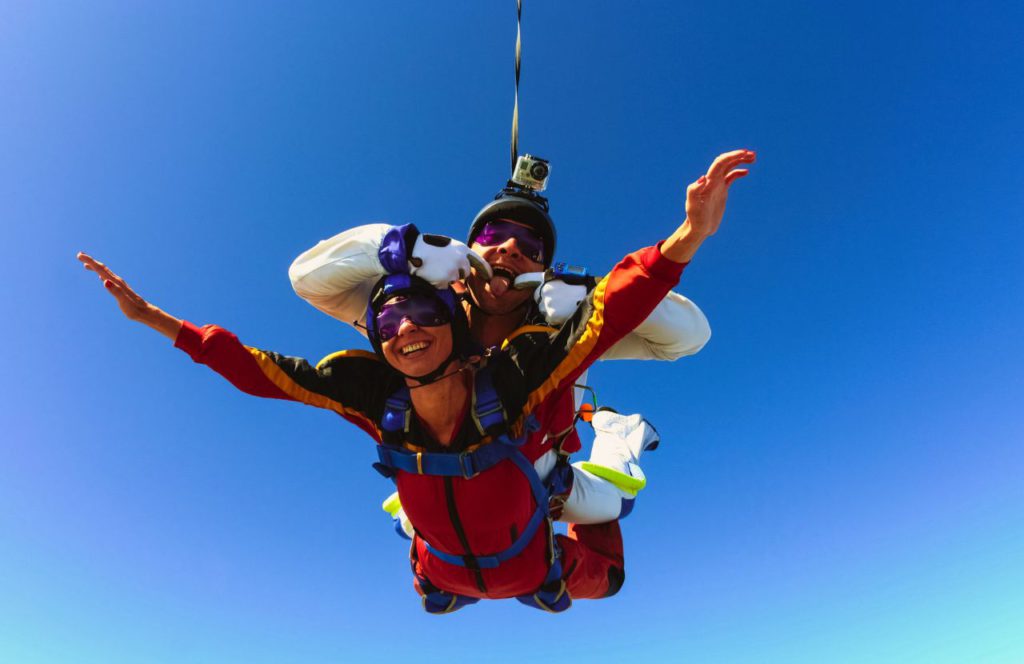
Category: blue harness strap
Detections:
[
  {"x1": 420, "y1": 440, "x2": 548, "y2": 569},
  {"x1": 374, "y1": 364, "x2": 572, "y2": 613},
  {"x1": 420, "y1": 587, "x2": 481, "y2": 615},
  {"x1": 375, "y1": 435, "x2": 520, "y2": 480},
  {"x1": 516, "y1": 534, "x2": 570, "y2": 612},
  {"x1": 381, "y1": 389, "x2": 412, "y2": 435},
  {"x1": 470, "y1": 366, "x2": 507, "y2": 435}
]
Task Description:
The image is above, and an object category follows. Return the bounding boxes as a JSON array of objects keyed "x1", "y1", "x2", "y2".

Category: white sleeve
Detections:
[
  {"x1": 288, "y1": 224, "x2": 391, "y2": 336},
  {"x1": 599, "y1": 290, "x2": 711, "y2": 361}
]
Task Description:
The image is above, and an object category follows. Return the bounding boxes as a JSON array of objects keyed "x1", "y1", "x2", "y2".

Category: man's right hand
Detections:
[
  {"x1": 409, "y1": 234, "x2": 493, "y2": 287},
  {"x1": 513, "y1": 273, "x2": 590, "y2": 326},
  {"x1": 533, "y1": 279, "x2": 589, "y2": 326}
]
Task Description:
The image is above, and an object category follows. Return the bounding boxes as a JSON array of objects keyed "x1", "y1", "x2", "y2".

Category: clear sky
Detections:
[{"x1": 3, "y1": 2, "x2": 1023, "y2": 663}]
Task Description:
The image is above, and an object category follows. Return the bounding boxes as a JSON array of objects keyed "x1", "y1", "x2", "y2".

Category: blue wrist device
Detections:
[{"x1": 548, "y1": 262, "x2": 590, "y2": 285}]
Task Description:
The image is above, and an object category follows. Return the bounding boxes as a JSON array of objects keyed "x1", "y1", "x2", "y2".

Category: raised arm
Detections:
[
  {"x1": 289, "y1": 223, "x2": 490, "y2": 332},
  {"x1": 521, "y1": 269, "x2": 710, "y2": 360},
  {"x1": 600, "y1": 290, "x2": 711, "y2": 360},
  {"x1": 518, "y1": 150, "x2": 753, "y2": 361},
  {"x1": 78, "y1": 252, "x2": 390, "y2": 438},
  {"x1": 78, "y1": 252, "x2": 183, "y2": 340},
  {"x1": 288, "y1": 224, "x2": 392, "y2": 332},
  {"x1": 506, "y1": 149, "x2": 755, "y2": 411},
  {"x1": 661, "y1": 149, "x2": 754, "y2": 263}
]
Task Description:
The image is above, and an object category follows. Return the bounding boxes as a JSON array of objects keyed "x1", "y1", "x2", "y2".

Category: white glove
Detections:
[
  {"x1": 534, "y1": 278, "x2": 589, "y2": 326},
  {"x1": 409, "y1": 234, "x2": 492, "y2": 287}
]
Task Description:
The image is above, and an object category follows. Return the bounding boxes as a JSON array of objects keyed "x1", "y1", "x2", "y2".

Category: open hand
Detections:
[
  {"x1": 660, "y1": 149, "x2": 756, "y2": 263},
  {"x1": 684, "y1": 149, "x2": 756, "y2": 239},
  {"x1": 77, "y1": 252, "x2": 182, "y2": 339},
  {"x1": 78, "y1": 252, "x2": 154, "y2": 320}
]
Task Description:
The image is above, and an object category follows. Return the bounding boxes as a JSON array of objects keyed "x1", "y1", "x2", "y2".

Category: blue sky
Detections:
[{"x1": 2, "y1": 2, "x2": 1022, "y2": 662}]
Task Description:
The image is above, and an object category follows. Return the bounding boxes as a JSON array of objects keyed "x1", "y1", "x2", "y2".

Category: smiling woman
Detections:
[
  {"x1": 366, "y1": 273, "x2": 470, "y2": 386},
  {"x1": 78, "y1": 244, "x2": 687, "y2": 612},
  {"x1": 378, "y1": 295, "x2": 455, "y2": 378}
]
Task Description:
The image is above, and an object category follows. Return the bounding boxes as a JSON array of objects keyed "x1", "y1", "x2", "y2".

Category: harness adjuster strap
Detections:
[
  {"x1": 423, "y1": 502, "x2": 546, "y2": 570},
  {"x1": 475, "y1": 399, "x2": 503, "y2": 418}
]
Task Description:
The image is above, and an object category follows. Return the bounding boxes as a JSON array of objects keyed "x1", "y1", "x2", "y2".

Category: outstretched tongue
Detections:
[{"x1": 490, "y1": 275, "x2": 511, "y2": 297}]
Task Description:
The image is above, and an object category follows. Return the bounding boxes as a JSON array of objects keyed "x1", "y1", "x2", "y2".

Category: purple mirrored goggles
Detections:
[
  {"x1": 470, "y1": 219, "x2": 545, "y2": 263},
  {"x1": 375, "y1": 295, "x2": 452, "y2": 342}
]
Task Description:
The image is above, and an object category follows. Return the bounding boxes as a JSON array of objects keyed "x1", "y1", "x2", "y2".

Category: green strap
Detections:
[
  {"x1": 381, "y1": 491, "x2": 402, "y2": 517},
  {"x1": 579, "y1": 461, "x2": 646, "y2": 496}
]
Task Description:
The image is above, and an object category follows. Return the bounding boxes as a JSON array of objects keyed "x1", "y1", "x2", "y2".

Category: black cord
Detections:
[
  {"x1": 406, "y1": 362, "x2": 473, "y2": 390},
  {"x1": 510, "y1": 0, "x2": 522, "y2": 176}
]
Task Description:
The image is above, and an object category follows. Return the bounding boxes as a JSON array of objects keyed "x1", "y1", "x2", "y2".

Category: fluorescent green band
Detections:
[
  {"x1": 381, "y1": 491, "x2": 403, "y2": 517},
  {"x1": 579, "y1": 462, "x2": 646, "y2": 496}
]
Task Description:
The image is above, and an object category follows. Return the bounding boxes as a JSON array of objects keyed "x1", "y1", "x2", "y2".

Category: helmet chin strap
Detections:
[{"x1": 402, "y1": 351, "x2": 467, "y2": 388}]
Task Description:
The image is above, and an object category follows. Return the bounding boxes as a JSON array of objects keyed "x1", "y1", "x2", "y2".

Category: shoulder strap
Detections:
[
  {"x1": 381, "y1": 386, "x2": 412, "y2": 446},
  {"x1": 470, "y1": 363, "x2": 508, "y2": 437}
]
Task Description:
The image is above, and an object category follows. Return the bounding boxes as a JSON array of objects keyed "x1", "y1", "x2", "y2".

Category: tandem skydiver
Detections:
[
  {"x1": 289, "y1": 150, "x2": 756, "y2": 530},
  {"x1": 77, "y1": 149, "x2": 753, "y2": 612}
]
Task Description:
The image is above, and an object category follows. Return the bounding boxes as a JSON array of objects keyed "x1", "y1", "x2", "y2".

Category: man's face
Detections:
[
  {"x1": 378, "y1": 296, "x2": 455, "y2": 376},
  {"x1": 466, "y1": 219, "x2": 546, "y2": 315}
]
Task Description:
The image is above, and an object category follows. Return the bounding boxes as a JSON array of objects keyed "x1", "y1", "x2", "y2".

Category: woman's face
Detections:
[{"x1": 378, "y1": 295, "x2": 455, "y2": 377}]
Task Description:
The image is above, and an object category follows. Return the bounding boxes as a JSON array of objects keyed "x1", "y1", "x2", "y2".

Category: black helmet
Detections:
[
  {"x1": 366, "y1": 273, "x2": 473, "y2": 385},
  {"x1": 467, "y1": 190, "x2": 556, "y2": 267}
]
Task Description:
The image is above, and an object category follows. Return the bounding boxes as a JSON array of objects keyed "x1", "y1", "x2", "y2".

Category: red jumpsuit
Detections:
[{"x1": 174, "y1": 245, "x2": 684, "y2": 605}]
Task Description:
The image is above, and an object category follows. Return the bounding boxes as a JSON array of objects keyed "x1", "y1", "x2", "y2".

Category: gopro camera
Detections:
[{"x1": 511, "y1": 154, "x2": 551, "y2": 192}]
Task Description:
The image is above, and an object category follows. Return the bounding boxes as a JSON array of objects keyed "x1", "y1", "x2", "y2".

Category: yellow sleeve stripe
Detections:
[
  {"x1": 246, "y1": 346, "x2": 382, "y2": 438},
  {"x1": 317, "y1": 348, "x2": 379, "y2": 370},
  {"x1": 523, "y1": 275, "x2": 608, "y2": 415},
  {"x1": 501, "y1": 324, "x2": 558, "y2": 350}
]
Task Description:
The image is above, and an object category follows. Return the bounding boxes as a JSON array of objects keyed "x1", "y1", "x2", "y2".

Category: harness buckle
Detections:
[{"x1": 457, "y1": 451, "x2": 478, "y2": 479}]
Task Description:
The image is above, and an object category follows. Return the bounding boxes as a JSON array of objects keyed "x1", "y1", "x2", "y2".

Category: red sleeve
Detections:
[
  {"x1": 515, "y1": 244, "x2": 685, "y2": 428},
  {"x1": 175, "y1": 321, "x2": 293, "y2": 400},
  {"x1": 556, "y1": 245, "x2": 685, "y2": 371},
  {"x1": 173, "y1": 321, "x2": 387, "y2": 441},
  {"x1": 600, "y1": 244, "x2": 686, "y2": 340}
]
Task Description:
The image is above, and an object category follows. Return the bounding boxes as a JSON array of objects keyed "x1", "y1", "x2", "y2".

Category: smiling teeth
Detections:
[{"x1": 401, "y1": 342, "x2": 429, "y2": 355}]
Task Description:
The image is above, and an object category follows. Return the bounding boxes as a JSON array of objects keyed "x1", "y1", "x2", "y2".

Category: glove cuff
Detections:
[{"x1": 378, "y1": 223, "x2": 421, "y2": 274}]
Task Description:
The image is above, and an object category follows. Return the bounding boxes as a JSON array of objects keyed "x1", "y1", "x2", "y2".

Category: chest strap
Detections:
[
  {"x1": 374, "y1": 382, "x2": 536, "y2": 481},
  {"x1": 375, "y1": 430, "x2": 522, "y2": 480},
  {"x1": 378, "y1": 363, "x2": 509, "y2": 448}
]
